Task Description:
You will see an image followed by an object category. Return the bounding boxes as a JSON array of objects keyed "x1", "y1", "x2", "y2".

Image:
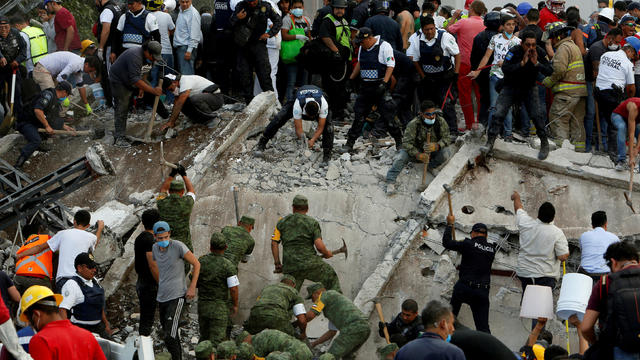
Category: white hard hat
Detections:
[
  {"x1": 164, "y1": 0, "x2": 176, "y2": 12},
  {"x1": 599, "y1": 7, "x2": 614, "y2": 21}
]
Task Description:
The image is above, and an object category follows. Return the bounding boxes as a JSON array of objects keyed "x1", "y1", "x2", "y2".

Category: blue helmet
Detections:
[{"x1": 625, "y1": 36, "x2": 640, "y2": 54}]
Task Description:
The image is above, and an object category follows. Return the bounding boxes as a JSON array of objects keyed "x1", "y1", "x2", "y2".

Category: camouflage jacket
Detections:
[
  {"x1": 310, "y1": 290, "x2": 368, "y2": 330},
  {"x1": 222, "y1": 225, "x2": 255, "y2": 269},
  {"x1": 157, "y1": 193, "x2": 195, "y2": 248},
  {"x1": 253, "y1": 283, "x2": 304, "y2": 313},
  {"x1": 402, "y1": 115, "x2": 451, "y2": 159},
  {"x1": 272, "y1": 213, "x2": 323, "y2": 272},
  {"x1": 196, "y1": 252, "x2": 237, "y2": 302},
  {"x1": 253, "y1": 329, "x2": 312, "y2": 360}
]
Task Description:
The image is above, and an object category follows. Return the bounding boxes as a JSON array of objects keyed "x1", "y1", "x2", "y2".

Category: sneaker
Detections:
[
  {"x1": 504, "y1": 135, "x2": 513, "y2": 143},
  {"x1": 385, "y1": 182, "x2": 396, "y2": 196},
  {"x1": 615, "y1": 161, "x2": 628, "y2": 172},
  {"x1": 113, "y1": 137, "x2": 131, "y2": 148}
]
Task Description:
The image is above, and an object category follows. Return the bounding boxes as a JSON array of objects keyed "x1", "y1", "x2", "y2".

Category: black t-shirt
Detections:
[
  {"x1": 451, "y1": 329, "x2": 516, "y2": 360},
  {"x1": 522, "y1": 24, "x2": 544, "y2": 48},
  {"x1": 134, "y1": 231, "x2": 156, "y2": 285},
  {"x1": 0, "y1": 271, "x2": 13, "y2": 308},
  {"x1": 442, "y1": 227, "x2": 496, "y2": 285},
  {"x1": 585, "y1": 40, "x2": 608, "y2": 82}
]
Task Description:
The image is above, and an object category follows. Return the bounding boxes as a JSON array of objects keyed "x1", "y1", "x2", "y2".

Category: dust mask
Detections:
[
  {"x1": 608, "y1": 44, "x2": 620, "y2": 51},
  {"x1": 291, "y1": 8, "x2": 303, "y2": 17},
  {"x1": 157, "y1": 240, "x2": 170, "y2": 248}
]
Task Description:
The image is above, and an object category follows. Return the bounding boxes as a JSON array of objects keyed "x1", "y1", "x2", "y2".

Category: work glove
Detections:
[
  {"x1": 416, "y1": 152, "x2": 428, "y2": 163},
  {"x1": 97, "y1": 48, "x2": 104, "y2": 61},
  {"x1": 378, "y1": 321, "x2": 387, "y2": 334},
  {"x1": 85, "y1": 103, "x2": 93, "y2": 115},
  {"x1": 170, "y1": 167, "x2": 179, "y2": 177},
  {"x1": 62, "y1": 97, "x2": 70, "y2": 107},
  {"x1": 376, "y1": 81, "x2": 388, "y2": 99},
  {"x1": 177, "y1": 164, "x2": 187, "y2": 177},
  {"x1": 295, "y1": 34, "x2": 309, "y2": 41},
  {"x1": 425, "y1": 143, "x2": 439, "y2": 153}
]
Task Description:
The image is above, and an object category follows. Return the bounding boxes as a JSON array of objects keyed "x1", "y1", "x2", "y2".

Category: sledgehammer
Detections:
[
  {"x1": 443, "y1": 184, "x2": 456, "y2": 241},
  {"x1": 366, "y1": 296, "x2": 396, "y2": 344},
  {"x1": 331, "y1": 238, "x2": 348, "y2": 259}
]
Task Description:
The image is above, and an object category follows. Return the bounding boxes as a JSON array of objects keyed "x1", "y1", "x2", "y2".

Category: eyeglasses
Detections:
[{"x1": 624, "y1": 22, "x2": 636, "y2": 27}]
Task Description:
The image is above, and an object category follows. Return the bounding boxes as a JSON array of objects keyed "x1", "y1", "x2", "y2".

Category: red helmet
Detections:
[{"x1": 546, "y1": 0, "x2": 565, "y2": 14}]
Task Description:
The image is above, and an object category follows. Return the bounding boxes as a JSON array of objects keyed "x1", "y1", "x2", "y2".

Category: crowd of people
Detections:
[{"x1": 2, "y1": 0, "x2": 640, "y2": 358}]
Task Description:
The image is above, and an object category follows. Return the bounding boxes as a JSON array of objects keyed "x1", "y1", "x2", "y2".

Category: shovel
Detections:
[{"x1": 0, "y1": 68, "x2": 17, "y2": 136}]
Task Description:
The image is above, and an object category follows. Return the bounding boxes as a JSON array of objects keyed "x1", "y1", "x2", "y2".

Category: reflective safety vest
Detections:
[
  {"x1": 15, "y1": 234, "x2": 53, "y2": 280},
  {"x1": 418, "y1": 30, "x2": 451, "y2": 74},
  {"x1": 324, "y1": 14, "x2": 352, "y2": 60},
  {"x1": 21, "y1": 26, "x2": 48, "y2": 65}
]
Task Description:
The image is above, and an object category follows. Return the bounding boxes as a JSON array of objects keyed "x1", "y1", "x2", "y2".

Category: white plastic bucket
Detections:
[
  {"x1": 520, "y1": 285, "x2": 555, "y2": 319},
  {"x1": 557, "y1": 273, "x2": 593, "y2": 321}
]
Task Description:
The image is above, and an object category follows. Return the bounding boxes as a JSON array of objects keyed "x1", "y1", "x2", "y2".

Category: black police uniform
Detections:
[
  {"x1": 348, "y1": 37, "x2": 402, "y2": 146},
  {"x1": 15, "y1": 89, "x2": 64, "y2": 167},
  {"x1": 348, "y1": 0, "x2": 370, "y2": 29},
  {"x1": 0, "y1": 27, "x2": 27, "y2": 121},
  {"x1": 212, "y1": 0, "x2": 236, "y2": 93},
  {"x1": 230, "y1": 0, "x2": 282, "y2": 103},
  {"x1": 311, "y1": 5, "x2": 332, "y2": 38},
  {"x1": 470, "y1": 28, "x2": 497, "y2": 127},
  {"x1": 378, "y1": 313, "x2": 424, "y2": 347},
  {"x1": 318, "y1": 11, "x2": 352, "y2": 122},
  {"x1": 390, "y1": 49, "x2": 416, "y2": 128},
  {"x1": 364, "y1": 14, "x2": 403, "y2": 51},
  {"x1": 442, "y1": 226, "x2": 496, "y2": 334}
]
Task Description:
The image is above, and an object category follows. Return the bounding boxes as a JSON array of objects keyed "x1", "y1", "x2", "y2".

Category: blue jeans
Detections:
[
  {"x1": 285, "y1": 63, "x2": 299, "y2": 102},
  {"x1": 611, "y1": 112, "x2": 640, "y2": 162},
  {"x1": 175, "y1": 46, "x2": 196, "y2": 75},
  {"x1": 16, "y1": 121, "x2": 42, "y2": 159},
  {"x1": 151, "y1": 53, "x2": 175, "y2": 104},
  {"x1": 614, "y1": 347, "x2": 640, "y2": 360},
  {"x1": 489, "y1": 75, "x2": 513, "y2": 137}
]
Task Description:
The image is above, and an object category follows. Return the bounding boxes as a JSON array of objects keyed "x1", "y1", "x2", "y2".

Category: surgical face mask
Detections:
[
  {"x1": 503, "y1": 31, "x2": 513, "y2": 39},
  {"x1": 422, "y1": 111, "x2": 436, "y2": 125},
  {"x1": 608, "y1": 43, "x2": 621, "y2": 51},
  {"x1": 157, "y1": 240, "x2": 170, "y2": 248},
  {"x1": 446, "y1": 334, "x2": 452, "y2": 342},
  {"x1": 291, "y1": 8, "x2": 303, "y2": 17}
]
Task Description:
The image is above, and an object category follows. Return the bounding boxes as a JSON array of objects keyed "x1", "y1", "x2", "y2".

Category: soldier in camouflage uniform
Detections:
[
  {"x1": 197, "y1": 233, "x2": 239, "y2": 345},
  {"x1": 305, "y1": 283, "x2": 371, "y2": 360},
  {"x1": 195, "y1": 340, "x2": 216, "y2": 359},
  {"x1": 377, "y1": 343, "x2": 399, "y2": 360},
  {"x1": 222, "y1": 215, "x2": 256, "y2": 270},
  {"x1": 243, "y1": 274, "x2": 307, "y2": 337},
  {"x1": 157, "y1": 165, "x2": 196, "y2": 252},
  {"x1": 246, "y1": 329, "x2": 312, "y2": 360},
  {"x1": 384, "y1": 100, "x2": 453, "y2": 195},
  {"x1": 237, "y1": 343, "x2": 255, "y2": 360},
  {"x1": 270, "y1": 195, "x2": 341, "y2": 293},
  {"x1": 217, "y1": 340, "x2": 238, "y2": 359}
]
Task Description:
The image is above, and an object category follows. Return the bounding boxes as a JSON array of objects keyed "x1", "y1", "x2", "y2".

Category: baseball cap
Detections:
[
  {"x1": 621, "y1": 14, "x2": 637, "y2": 24},
  {"x1": 195, "y1": 341, "x2": 215, "y2": 359},
  {"x1": 153, "y1": 221, "x2": 171, "y2": 234},
  {"x1": 472, "y1": 223, "x2": 488, "y2": 234},
  {"x1": 210, "y1": 232, "x2": 227, "y2": 250},
  {"x1": 145, "y1": 40, "x2": 163, "y2": 62},
  {"x1": 240, "y1": 215, "x2": 255, "y2": 225},
  {"x1": 625, "y1": 36, "x2": 640, "y2": 53},
  {"x1": 74, "y1": 252, "x2": 97, "y2": 269},
  {"x1": 169, "y1": 180, "x2": 185, "y2": 191},
  {"x1": 306, "y1": 282, "x2": 325, "y2": 299},
  {"x1": 516, "y1": 2, "x2": 533, "y2": 15},
  {"x1": 292, "y1": 194, "x2": 308, "y2": 206},
  {"x1": 0, "y1": 16, "x2": 9, "y2": 25},
  {"x1": 356, "y1": 27, "x2": 374, "y2": 44}
]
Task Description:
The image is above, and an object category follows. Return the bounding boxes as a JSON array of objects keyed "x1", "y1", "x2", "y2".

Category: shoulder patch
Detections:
[
  {"x1": 505, "y1": 51, "x2": 513, "y2": 61},
  {"x1": 311, "y1": 293, "x2": 325, "y2": 313}
]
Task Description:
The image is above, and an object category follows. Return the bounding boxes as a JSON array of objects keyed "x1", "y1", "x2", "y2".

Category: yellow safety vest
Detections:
[
  {"x1": 324, "y1": 14, "x2": 352, "y2": 60},
  {"x1": 21, "y1": 26, "x2": 48, "y2": 65}
]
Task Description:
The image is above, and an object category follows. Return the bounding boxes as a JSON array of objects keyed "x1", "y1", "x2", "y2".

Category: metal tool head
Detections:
[
  {"x1": 624, "y1": 191, "x2": 636, "y2": 214},
  {"x1": 333, "y1": 238, "x2": 348, "y2": 259},
  {"x1": 365, "y1": 295, "x2": 396, "y2": 304},
  {"x1": 442, "y1": 184, "x2": 453, "y2": 194}
]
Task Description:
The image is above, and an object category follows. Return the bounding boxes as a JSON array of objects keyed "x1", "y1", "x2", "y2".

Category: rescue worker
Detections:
[
  {"x1": 443, "y1": 217, "x2": 496, "y2": 334},
  {"x1": 318, "y1": 0, "x2": 352, "y2": 124},
  {"x1": 195, "y1": 340, "x2": 216, "y2": 360},
  {"x1": 364, "y1": 0, "x2": 403, "y2": 51},
  {"x1": 384, "y1": 100, "x2": 452, "y2": 195},
  {"x1": 111, "y1": 0, "x2": 161, "y2": 61},
  {"x1": 157, "y1": 164, "x2": 196, "y2": 252},
  {"x1": 160, "y1": 73, "x2": 224, "y2": 129},
  {"x1": 243, "y1": 275, "x2": 307, "y2": 337},
  {"x1": 349, "y1": 0, "x2": 369, "y2": 29},
  {"x1": 391, "y1": 0, "x2": 413, "y2": 50},
  {"x1": 408, "y1": 15, "x2": 460, "y2": 136},
  {"x1": 95, "y1": 0, "x2": 121, "y2": 70},
  {"x1": 212, "y1": 0, "x2": 235, "y2": 94},
  {"x1": 389, "y1": 48, "x2": 417, "y2": 128},
  {"x1": 240, "y1": 329, "x2": 313, "y2": 359},
  {"x1": 538, "y1": 0, "x2": 564, "y2": 30},
  {"x1": 14, "y1": 222, "x2": 53, "y2": 294},
  {"x1": 378, "y1": 299, "x2": 423, "y2": 347},
  {"x1": 482, "y1": 30, "x2": 554, "y2": 160},
  {"x1": 311, "y1": 0, "x2": 331, "y2": 38},
  {"x1": 197, "y1": 233, "x2": 239, "y2": 346},
  {"x1": 11, "y1": 15, "x2": 48, "y2": 76},
  {"x1": 343, "y1": 27, "x2": 402, "y2": 153},
  {"x1": 611, "y1": 97, "x2": 640, "y2": 172},
  {"x1": 0, "y1": 15, "x2": 27, "y2": 122},
  {"x1": 229, "y1": 0, "x2": 281, "y2": 104},
  {"x1": 377, "y1": 343, "x2": 399, "y2": 360},
  {"x1": 255, "y1": 85, "x2": 334, "y2": 164},
  {"x1": 270, "y1": 195, "x2": 342, "y2": 293},
  {"x1": 14, "y1": 81, "x2": 76, "y2": 169},
  {"x1": 221, "y1": 215, "x2": 256, "y2": 270},
  {"x1": 217, "y1": 341, "x2": 238, "y2": 359},
  {"x1": 541, "y1": 21, "x2": 588, "y2": 152},
  {"x1": 59, "y1": 253, "x2": 112, "y2": 339},
  {"x1": 305, "y1": 283, "x2": 371, "y2": 359}
]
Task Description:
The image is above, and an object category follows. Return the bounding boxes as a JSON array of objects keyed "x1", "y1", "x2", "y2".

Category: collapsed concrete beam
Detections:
[{"x1": 102, "y1": 223, "x2": 142, "y2": 298}]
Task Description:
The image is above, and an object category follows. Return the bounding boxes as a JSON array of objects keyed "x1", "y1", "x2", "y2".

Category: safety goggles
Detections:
[{"x1": 422, "y1": 111, "x2": 437, "y2": 117}]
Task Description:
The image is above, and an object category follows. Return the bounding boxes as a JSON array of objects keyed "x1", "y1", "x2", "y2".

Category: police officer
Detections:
[
  {"x1": 255, "y1": 85, "x2": 334, "y2": 164},
  {"x1": 222, "y1": 215, "x2": 255, "y2": 270},
  {"x1": 14, "y1": 81, "x2": 76, "y2": 169},
  {"x1": 11, "y1": 15, "x2": 48, "y2": 75},
  {"x1": 318, "y1": 0, "x2": 352, "y2": 124},
  {"x1": 270, "y1": 195, "x2": 341, "y2": 293},
  {"x1": 0, "y1": 15, "x2": 27, "y2": 122},
  {"x1": 111, "y1": 0, "x2": 161, "y2": 61},
  {"x1": 349, "y1": 0, "x2": 370, "y2": 29},
  {"x1": 243, "y1": 275, "x2": 307, "y2": 336},
  {"x1": 343, "y1": 27, "x2": 402, "y2": 153},
  {"x1": 408, "y1": 15, "x2": 460, "y2": 135},
  {"x1": 197, "y1": 233, "x2": 239, "y2": 345},
  {"x1": 378, "y1": 299, "x2": 423, "y2": 347},
  {"x1": 442, "y1": 216, "x2": 496, "y2": 334},
  {"x1": 157, "y1": 164, "x2": 196, "y2": 252},
  {"x1": 240, "y1": 329, "x2": 313, "y2": 358},
  {"x1": 212, "y1": 0, "x2": 235, "y2": 94},
  {"x1": 305, "y1": 283, "x2": 371, "y2": 359},
  {"x1": 59, "y1": 252, "x2": 112, "y2": 339},
  {"x1": 364, "y1": 0, "x2": 403, "y2": 51},
  {"x1": 390, "y1": 48, "x2": 417, "y2": 128},
  {"x1": 230, "y1": 0, "x2": 281, "y2": 104}
]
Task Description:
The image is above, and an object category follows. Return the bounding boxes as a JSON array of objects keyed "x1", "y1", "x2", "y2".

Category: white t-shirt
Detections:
[
  {"x1": 293, "y1": 96, "x2": 329, "y2": 119},
  {"x1": 515, "y1": 209, "x2": 569, "y2": 278},
  {"x1": 38, "y1": 51, "x2": 86, "y2": 84},
  {"x1": 406, "y1": 30, "x2": 459, "y2": 65},
  {"x1": 595, "y1": 49, "x2": 635, "y2": 90},
  {"x1": 488, "y1": 33, "x2": 521, "y2": 79},
  {"x1": 116, "y1": 7, "x2": 160, "y2": 49},
  {"x1": 99, "y1": 8, "x2": 114, "y2": 24},
  {"x1": 47, "y1": 228, "x2": 97, "y2": 281},
  {"x1": 177, "y1": 75, "x2": 216, "y2": 96},
  {"x1": 59, "y1": 274, "x2": 103, "y2": 325},
  {"x1": 154, "y1": 11, "x2": 176, "y2": 54},
  {"x1": 357, "y1": 36, "x2": 395, "y2": 68}
]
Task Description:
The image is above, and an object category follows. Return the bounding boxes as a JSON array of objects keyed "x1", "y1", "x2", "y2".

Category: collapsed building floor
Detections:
[{"x1": 1, "y1": 91, "x2": 639, "y2": 358}]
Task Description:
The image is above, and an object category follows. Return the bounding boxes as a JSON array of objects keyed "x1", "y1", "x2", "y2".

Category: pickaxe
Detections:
[
  {"x1": 331, "y1": 238, "x2": 348, "y2": 259},
  {"x1": 366, "y1": 296, "x2": 396, "y2": 344},
  {"x1": 624, "y1": 155, "x2": 637, "y2": 214},
  {"x1": 443, "y1": 184, "x2": 456, "y2": 241},
  {"x1": 159, "y1": 141, "x2": 177, "y2": 180}
]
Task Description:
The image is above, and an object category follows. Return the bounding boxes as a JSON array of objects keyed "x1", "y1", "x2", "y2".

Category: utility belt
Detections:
[{"x1": 459, "y1": 279, "x2": 490, "y2": 290}]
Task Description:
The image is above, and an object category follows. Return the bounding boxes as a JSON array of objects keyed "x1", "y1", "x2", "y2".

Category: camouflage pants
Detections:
[
  {"x1": 327, "y1": 322, "x2": 370, "y2": 360},
  {"x1": 243, "y1": 307, "x2": 295, "y2": 336},
  {"x1": 286, "y1": 262, "x2": 342, "y2": 293},
  {"x1": 198, "y1": 299, "x2": 229, "y2": 346}
]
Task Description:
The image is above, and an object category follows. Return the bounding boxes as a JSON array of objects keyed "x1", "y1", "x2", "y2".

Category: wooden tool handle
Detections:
[
  {"x1": 38, "y1": 129, "x2": 92, "y2": 135},
  {"x1": 421, "y1": 133, "x2": 431, "y2": 186},
  {"x1": 146, "y1": 78, "x2": 163, "y2": 140},
  {"x1": 375, "y1": 303, "x2": 391, "y2": 344}
]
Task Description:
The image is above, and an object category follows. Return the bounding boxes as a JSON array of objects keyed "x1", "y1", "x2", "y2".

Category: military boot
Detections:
[
  {"x1": 254, "y1": 137, "x2": 268, "y2": 156},
  {"x1": 480, "y1": 135, "x2": 497, "y2": 155},
  {"x1": 538, "y1": 137, "x2": 550, "y2": 160},
  {"x1": 393, "y1": 136, "x2": 403, "y2": 150},
  {"x1": 14, "y1": 154, "x2": 27, "y2": 169}
]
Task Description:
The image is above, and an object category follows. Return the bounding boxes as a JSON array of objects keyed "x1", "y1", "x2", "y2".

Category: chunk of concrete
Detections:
[
  {"x1": 588, "y1": 155, "x2": 615, "y2": 169},
  {"x1": 91, "y1": 201, "x2": 138, "y2": 239},
  {"x1": 433, "y1": 254, "x2": 456, "y2": 285},
  {"x1": 553, "y1": 148, "x2": 592, "y2": 166},
  {"x1": 423, "y1": 228, "x2": 445, "y2": 255},
  {"x1": 0, "y1": 134, "x2": 23, "y2": 156},
  {"x1": 325, "y1": 163, "x2": 340, "y2": 181},
  {"x1": 128, "y1": 190, "x2": 155, "y2": 206}
]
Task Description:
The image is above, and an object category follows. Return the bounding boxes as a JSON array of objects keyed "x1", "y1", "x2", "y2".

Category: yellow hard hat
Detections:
[
  {"x1": 19, "y1": 285, "x2": 63, "y2": 322},
  {"x1": 532, "y1": 343, "x2": 546, "y2": 360},
  {"x1": 80, "y1": 39, "x2": 96, "y2": 56}
]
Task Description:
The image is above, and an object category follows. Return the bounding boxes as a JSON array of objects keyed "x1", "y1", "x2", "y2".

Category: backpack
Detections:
[{"x1": 602, "y1": 267, "x2": 640, "y2": 353}]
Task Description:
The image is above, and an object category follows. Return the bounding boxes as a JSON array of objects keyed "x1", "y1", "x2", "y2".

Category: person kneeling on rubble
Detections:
[
  {"x1": 14, "y1": 81, "x2": 76, "y2": 169},
  {"x1": 255, "y1": 85, "x2": 334, "y2": 165},
  {"x1": 384, "y1": 100, "x2": 452, "y2": 195},
  {"x1": 160, "y1": 73, "x2": 224, "y2": 130},
  {"x1": 59, "y1": 252, "x2": 112, "y2": 340}
]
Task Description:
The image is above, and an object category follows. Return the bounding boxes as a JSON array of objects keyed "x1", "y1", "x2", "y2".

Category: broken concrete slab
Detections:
[
  {"x1": 102, "y1": 224, "x2": 142, "y2": 298},
  {"x1": 128, "y1": 190, "x2": 155, "y2": 206},
  {"x1": 588, "y1": 154, "x2": 615, "y2": 169},
  {"x1": 0, "y1": 134, "x2": 23, "y2": 156},
  {"x1": 90, "y1": 201, "x2": 138, "y2": 239},
  {"x1": 552, "y1": 148, "x2": 592, "y2": 166}
]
